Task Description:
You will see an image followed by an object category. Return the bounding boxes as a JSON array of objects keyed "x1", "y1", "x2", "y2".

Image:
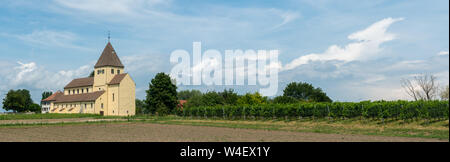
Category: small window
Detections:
[
  {"x1": 72, "y1": 90, "x2": 75, "y2": 94},
  {"x1": 84, "y1": 104, "x2": 87, "y2": 108},
  {"x1": 117, "y1": 70, "x2": 120, "y2": 74},
  {"x1": 112, "y1": 93, "x2": 115, "y2": 102},
  {"x1": 86, "y1": 88, "x2": 89, "y2": 93},
  {"x1": 113, "y1": 110, "x2": 114, "y2": 113},
  {"x1": 97, "y1": 70, "x2": 100, "y2": 75},
  {"x1": 101, "y1": 103, "x2": 103, "y2": 109},
  {"x1": 102, "y1": 69, "x2": 105, "y2": 74},
  {"x1": 77, "y1": 89, "x2": 79, "y2": 94},
  {"x1": 68, "y1": 91, "x2": 70, "y2": 95},
  {"x1": 111, "y1": 69, "x2": 114, "y2": 74},
  {"x1": 81, "y1": 89, "x2": 84, "y2": 93}
]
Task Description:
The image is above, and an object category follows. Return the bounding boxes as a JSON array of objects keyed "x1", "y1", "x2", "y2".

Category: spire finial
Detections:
[{"x1": 108, "y1": 31, "x2": 111, "y2": 42}]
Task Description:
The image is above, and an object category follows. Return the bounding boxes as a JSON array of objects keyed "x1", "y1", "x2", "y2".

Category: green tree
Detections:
[
  {"x1": 237, "y1": 92, "x2": 268, "y2": 105},
  {"x1": 41, "y1": 91, "x2": 53, "y2": 101},
  {"x1": 283, "y1": 82, "x2": 332, "y2": 102},
  {"x1": 273, "y1": 95, "x2": 298, "y2": 104},
  {"x1": 177, "y1": 90, "x2": 202, "y2": 100},
  {"x1": 2, "y1": 89, "x2": 34, "y2": 113},
  {"x1": 145, "y1": 73, "x2": 178, "y2": 115},
  {"x1": 135, "y1": 99, "x2": 146, "y2": 114},
  {"x1": 89, "y1": 71, "x2": 95, "y2": 77},
  {"x1": 201, "y1": 91, "x2": 225, "y2": 106},
  {"x1": 29, "y1": 103, "x2": 41, "y2": 113},
  {"x1": 219, "y1": 89, "x2": 239, "y2": 105},
  {"x1": 184, "y1": 95, "x2": 204, "y2": 107}
]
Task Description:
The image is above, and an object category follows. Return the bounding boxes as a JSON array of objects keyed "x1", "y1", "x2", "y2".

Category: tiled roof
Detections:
[
  {"x1": 64, "y1": 77, "x2": 94, "y2": 89},
  {"x1": 53, "y1": 91, "x2": 105, "y2": 103},
  {"x1": 108, "y1": 73, "x2": 127, "y2": 85},
  {"x1": 42, "y1": 91, "x2": 63, "y2": 101},
  {"x1": 179, "y1": 100, "x2": 187, "y2": 105},
  {"x1": 94, "y1": 42, "x2": 124, "y2": 68}
]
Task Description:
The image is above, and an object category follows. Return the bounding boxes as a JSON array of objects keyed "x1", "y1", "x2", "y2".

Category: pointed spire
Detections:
[
  {"x1": 94, "y1": 42, "x2": 124, "y2": 68},
  {"x1": 108, "y1": 31, "x2": 111, "y2": 42}
]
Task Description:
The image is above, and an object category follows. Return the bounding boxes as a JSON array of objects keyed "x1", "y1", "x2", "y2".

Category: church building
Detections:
[{"x1": 42, "y1": 42, "x2": 136, "y2": 116}]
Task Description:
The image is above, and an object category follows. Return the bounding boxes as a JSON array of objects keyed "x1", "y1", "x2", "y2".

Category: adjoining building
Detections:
[{"x1": 41, "y1": 42, "x2": 136, "y2": 116}]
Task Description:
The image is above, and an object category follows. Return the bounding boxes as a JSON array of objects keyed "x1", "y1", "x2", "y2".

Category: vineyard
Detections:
[{"x1": 177, "y1": 100, "x2": 449, "y2": 121}]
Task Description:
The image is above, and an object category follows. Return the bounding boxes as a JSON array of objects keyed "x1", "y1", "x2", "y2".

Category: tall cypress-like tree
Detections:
[
  {"x1": 41, "y1": 91, "x2": 53, "y2": 101},
  {"x1": 145, "y1": 73, "x2": 177, "y2": 115}
]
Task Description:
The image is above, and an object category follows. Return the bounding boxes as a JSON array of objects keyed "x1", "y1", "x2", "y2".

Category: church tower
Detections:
[{"x1": 93, "y1": 42, "x2": 125, "y2": 92}]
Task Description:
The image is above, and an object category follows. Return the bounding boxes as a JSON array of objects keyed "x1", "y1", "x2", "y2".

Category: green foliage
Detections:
[
  {"x1": 283, "y1": 82, "x2": 332, "y2": 102},
  {"x1": 202, "y1": 91, "x2": 225, "y2": 106},
  {"x1": 184, "y1": 89, "x2": 239, "y2": 108},
  {"x1": 135, "y1": 99, "x2": 146, "y2": 115},
  {"x1": 145, "y1": 73, "x2": 178, "y2": 114},
  {"x1": 41, "y1": 91, "x2": 53, "y2": 101},
  {"x1": 219, "y1": 89, "x2": 239, "y2": 105},
  {"x1": 237, "y1": 92, "x2": 268, "y2": 105},
  {"x1": 156, "y1": 103, "x2": 169, "y2": 116},
  {"x1": 2, "y1": 89, "x2": 34, "y2": 113},
  {"x1": 182, "y1": 100, "x2": 449, "y2": 121},
  {"x1": 29, "y1": 103, "x2": 41, "y2": 113},
  {"x1": 177, "y1": 90, "x2": 202, "y2": 100},
  {"x1": 89, "y1": 71, "x2": 95, "y2": 77},
  {"x1": 273, "y1": 96, "x2": 298, "y2": 104}
]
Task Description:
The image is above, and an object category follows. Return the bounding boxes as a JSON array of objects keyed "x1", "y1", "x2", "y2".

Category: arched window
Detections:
[{"x1": 86, "y1": 88, "x2": 89, "y2": 93}]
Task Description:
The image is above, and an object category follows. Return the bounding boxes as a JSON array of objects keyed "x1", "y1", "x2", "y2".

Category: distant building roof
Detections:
[
  {"x1": 64, "y1": 77, "x2": 94, "y2": 89},
  {"x1": 177, "y1": 100, "x2": 187, "y2": 109},
  {"x1": 42, "y1": 91, "x2": 63, "y2": 102},
  {"x1": 53, "y1": 91, "x2": 105, "y2": 103},
  {"x1": 179, "y1": 100, "x2": 187, "y2": 105},
  {"x1": 108, "y1": 73, "x2": 128, "y2": 85},
  {"x1": 94, "y1": 42, "x2": 124, "y2": 68}
]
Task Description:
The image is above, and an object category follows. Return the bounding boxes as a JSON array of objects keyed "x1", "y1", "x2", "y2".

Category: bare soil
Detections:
[
  {"x1": 0, "y1": 118, "x2": 125, "y2": 124},
  {"x1": 0, "y1": 122, "x2": 445, "y2": 142}
]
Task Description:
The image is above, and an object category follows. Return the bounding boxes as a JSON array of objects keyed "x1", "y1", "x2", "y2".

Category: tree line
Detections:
[
  {"x1": 136, "y1": 72, "x2": 333, "y2": 115},
  {"x1": 1, "y1": 89, "x2": 51, "y2": 113}
]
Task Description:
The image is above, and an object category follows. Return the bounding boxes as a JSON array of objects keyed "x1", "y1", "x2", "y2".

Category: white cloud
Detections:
[
  {"x1": 381, "y1": 60, "x2": 427, "y2": 71},
  {"x1": 270, "y1": 9, "x2": 301, "y2": 29},
  {"x1": 283, "y1": 17, "x2": 404, "y2": 71},
  {"x1": 0, "y1": 61, "x2": 92, "y2": 92},
  {"x1": 2, "y1": 30, "x2": 92, "y2": 51},
  {"x1": 438, "y1": 51, "x2": 449, "y2": 56},
  {"x1": 53, "y1": 0, "x2": 170, "y2": 15},
  {"x1": 121, "y1": 53, "x2": 166, "y2": 75}
]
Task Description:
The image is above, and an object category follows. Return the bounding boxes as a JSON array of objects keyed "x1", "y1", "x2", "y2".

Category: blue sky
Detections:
[{"x1": 0, "y1": 0, "x2": 448, "y2": 111}]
